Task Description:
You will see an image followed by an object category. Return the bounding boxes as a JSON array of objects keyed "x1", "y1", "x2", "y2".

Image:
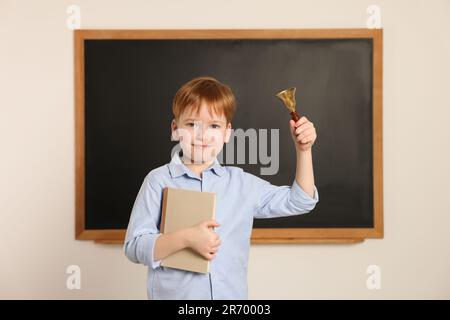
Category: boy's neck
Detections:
[{"x1": 180, "y1": 155, "x2": 216, "y2": 178}]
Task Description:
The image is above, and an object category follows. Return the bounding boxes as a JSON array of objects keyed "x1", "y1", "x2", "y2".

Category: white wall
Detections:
[{"x1": 1, "y1": 0, "x2": 449, "y2": 299}]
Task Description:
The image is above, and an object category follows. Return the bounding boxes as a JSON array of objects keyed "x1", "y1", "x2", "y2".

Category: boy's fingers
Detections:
[
  {"x1": 290, "y1": 120, "x2": 298, "y2": 132},
  {"x1": 293, "y1": 120, "x2": 311, "y2": 135},
  {"x1": 204, "y1": 219, "x2": 220, "y2": 228},
  {"x1": 210, "y1": 246, "x2": 219, "y2": 253},
  {"x1": 297, "y1": 133, "x2": 315, "y2": 143},
  {"x1": 297, "y1": 128, "x2": 315, "y2": 139},
  {"x1": 295, "y1": 123, "x2": 313, "y2": 135},
  {"x1": 297, "y1": 131, "x2": 315, "y2": 140},
  {"x1": 294, "y1": 116, "x2": 308, "y2": 127},
  {"x1": 207, "y1": 253, "x2": 217, "y2": 260},
  {"x1": 298, "y1": 135, "x2": 313, "y2": 143}
]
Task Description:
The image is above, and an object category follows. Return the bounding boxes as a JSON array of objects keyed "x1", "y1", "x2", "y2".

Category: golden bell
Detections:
[{"x1": 275, "y1": 87, "x2": 300, "y2": 122}]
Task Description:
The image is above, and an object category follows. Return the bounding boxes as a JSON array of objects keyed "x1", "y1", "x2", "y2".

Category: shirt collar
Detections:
[{"x1": 168, "y1": 150, "x2": 224, "y2": 179}]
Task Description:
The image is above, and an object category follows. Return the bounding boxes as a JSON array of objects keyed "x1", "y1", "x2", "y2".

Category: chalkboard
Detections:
[{"x1": 75, "y1": 29, "x2": 383, "y2": 243}]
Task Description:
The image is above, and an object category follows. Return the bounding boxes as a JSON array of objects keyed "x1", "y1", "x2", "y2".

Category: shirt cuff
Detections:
[
  {"x1": 136, "y1": 233, "x2": 162, "y2": 269},
  {"x1": 291, "y1": 179, "x2": 319, "y2": 205}
]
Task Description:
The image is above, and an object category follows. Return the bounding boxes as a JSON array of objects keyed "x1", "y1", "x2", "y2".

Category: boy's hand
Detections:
[
  {"x1": 290, "y1": 116, "x2": 317, "y2": 152},
  {"x1": 186, "y1": 220, "x2": 221, "y2": 260}
]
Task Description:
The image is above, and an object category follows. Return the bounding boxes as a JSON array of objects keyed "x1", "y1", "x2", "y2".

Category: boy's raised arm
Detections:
[
  {"x1": 290, "y1": 117, "x2": 317, "y2": 198},
  {"x1": 252, "y1": 174, "x2": 319, "y2": 219},
  {"x1": 252, "y1": 116, "x2": 319, "y2": 219}
]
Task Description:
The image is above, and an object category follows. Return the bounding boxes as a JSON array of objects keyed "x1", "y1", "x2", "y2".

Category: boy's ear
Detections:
[
  {"x1": 171, "y1": 119, "x2": 179, "y2": 141},
  {"x1": 224, "y1": 123, "x2": 232, "y2": 143}
]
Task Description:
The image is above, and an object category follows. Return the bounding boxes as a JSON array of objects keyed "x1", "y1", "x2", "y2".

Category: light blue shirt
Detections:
[{"x1": 124, "y1": 151, "x2": 319, "y2": 300}]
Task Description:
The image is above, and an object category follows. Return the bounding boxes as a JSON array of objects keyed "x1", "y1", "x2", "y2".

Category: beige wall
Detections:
[{"x1": 1, "y1": 0, "x2": 449, "y2": 299}]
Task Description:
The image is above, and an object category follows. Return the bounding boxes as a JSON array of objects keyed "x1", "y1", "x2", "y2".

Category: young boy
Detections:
[{"x1": 124, "y1": 76, "x2": 319, "y2": 300}]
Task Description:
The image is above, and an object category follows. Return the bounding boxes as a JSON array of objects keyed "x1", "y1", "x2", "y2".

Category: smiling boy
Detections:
[{"x1": 124, "y1": 76, "x2": 319, "y2": 299}]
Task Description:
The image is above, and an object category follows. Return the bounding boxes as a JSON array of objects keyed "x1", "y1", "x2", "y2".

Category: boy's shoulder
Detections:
[
  {"x1": 222, "y1": 165, "x2": 266, "y2": 185},
  {"x1": 222, "y1": 164, "x2": 244, "y2": 174},
  {"x1": 221, "y1": 165, "x2": 254, "y2": 181},
  {"x1": 144, "y1": 163, "x2": 171, "y2": 185},
  {"x1": 226, "y1": 165, "x2": 270, "y2": 186}
]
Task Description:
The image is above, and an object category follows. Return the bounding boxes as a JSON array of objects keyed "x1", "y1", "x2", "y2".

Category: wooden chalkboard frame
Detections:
[{"x1": 75, "y1": 29, "x2": 383, "y2": 244}]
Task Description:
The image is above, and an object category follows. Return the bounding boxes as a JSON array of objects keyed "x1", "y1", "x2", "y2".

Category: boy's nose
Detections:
[
  {"x1": 194, "y1": 126, "x2": 213, "y2": 140},
  {"x1": 194, "y1": 126, "x2": 204, "y2": 139}
]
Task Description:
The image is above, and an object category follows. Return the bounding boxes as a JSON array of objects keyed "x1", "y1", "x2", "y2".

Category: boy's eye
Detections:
[
  {"x1": 186, "y1": 122, "x2": 198, "y2": 127},
  {"x1": 211, "y1": 124, "x2": 221, "y2": 129}
]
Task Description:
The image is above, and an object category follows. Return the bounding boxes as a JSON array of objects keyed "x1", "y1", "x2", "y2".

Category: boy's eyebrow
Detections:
[{"x1": 183, "y1": 118, "x2": 225, "y2": 123}]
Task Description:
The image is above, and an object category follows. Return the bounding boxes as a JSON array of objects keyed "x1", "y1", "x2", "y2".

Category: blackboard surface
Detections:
[{"x1": 84, "y1": 37, "x2": 374, "y2": 231}]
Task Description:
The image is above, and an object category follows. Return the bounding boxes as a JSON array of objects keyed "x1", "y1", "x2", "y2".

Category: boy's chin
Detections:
[{"x1": 181, "y1": 149, "x2": 217, "y2": 164}]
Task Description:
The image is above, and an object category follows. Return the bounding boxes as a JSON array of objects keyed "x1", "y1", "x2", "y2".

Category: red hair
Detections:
[{"x1": 172, "y1": 76, "x2": 236, "y2": 123}]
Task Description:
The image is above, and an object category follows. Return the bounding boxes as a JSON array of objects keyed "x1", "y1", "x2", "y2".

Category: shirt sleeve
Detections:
[
  {"x1": 248, "y1": 173, "x2": 319, "y2": 219},
  {"x1": 123, "y1": 175, "x2": 162, "y2": 269}
]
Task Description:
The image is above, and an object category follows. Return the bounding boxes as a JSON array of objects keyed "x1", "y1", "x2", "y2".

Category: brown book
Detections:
[{"x1": 160, "y1": 187, "x2": 216, "y2": 273}]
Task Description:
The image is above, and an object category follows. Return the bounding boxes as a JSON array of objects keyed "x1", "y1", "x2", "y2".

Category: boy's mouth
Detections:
[{"x1": 191, "y1": 143, "x2": 211, "y2": 148}]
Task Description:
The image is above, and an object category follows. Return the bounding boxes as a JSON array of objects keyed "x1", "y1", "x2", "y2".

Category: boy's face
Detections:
[{"x1": 171, "y1": 102, "x2": 231, "y2": 164}]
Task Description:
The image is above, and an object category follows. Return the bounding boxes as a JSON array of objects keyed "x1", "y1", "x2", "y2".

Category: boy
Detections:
[{"x1": 124, "y1": 76, "x2": 319, "y2": 299}]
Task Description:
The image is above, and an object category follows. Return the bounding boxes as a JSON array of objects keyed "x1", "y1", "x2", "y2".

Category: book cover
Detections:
[{"x1": 160, "y1": 187, "x2": 216, "y2": 273}]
